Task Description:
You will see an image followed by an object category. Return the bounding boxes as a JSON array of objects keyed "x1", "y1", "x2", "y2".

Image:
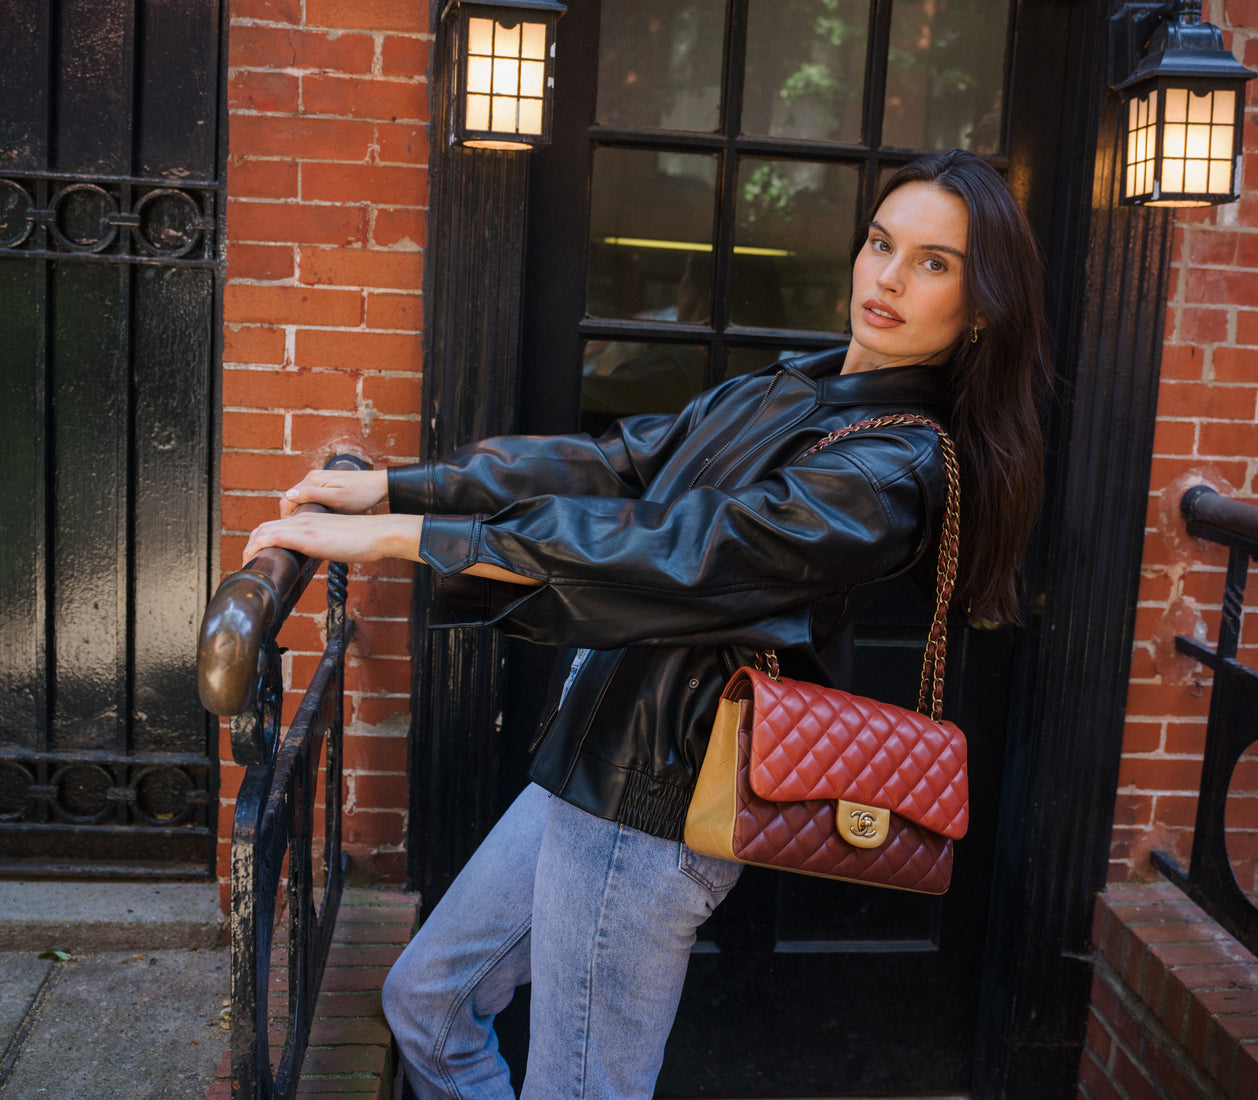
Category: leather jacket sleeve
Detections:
[
  {"x1": 387, "y1": 409, "x2": 709, "y2": 516},
  {"x1": 415, "y1": 429, "x2": 943, "y2": 651}
]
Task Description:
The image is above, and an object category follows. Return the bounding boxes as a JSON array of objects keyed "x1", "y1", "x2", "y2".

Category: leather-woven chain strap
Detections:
[{"x1": 761, "y1": 413, "x2": 961, "y2": 723}]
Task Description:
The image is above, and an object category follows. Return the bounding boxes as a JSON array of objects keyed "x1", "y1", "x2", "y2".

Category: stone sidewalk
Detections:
[
  {"x1": 0, "y1": 881, "x2": 230, "y2": 1099},
  {"x1": 0, "y1": 882, "x2": 417, "y2": 1100}
]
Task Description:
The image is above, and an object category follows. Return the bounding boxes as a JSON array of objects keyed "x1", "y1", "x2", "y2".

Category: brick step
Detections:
[
  {"x1": 1081, "y1": 881, "x2": 1258, "y2": 1100},
  {"x1": 207, "y1": 886, "x2": 418, "y2": 1100}
]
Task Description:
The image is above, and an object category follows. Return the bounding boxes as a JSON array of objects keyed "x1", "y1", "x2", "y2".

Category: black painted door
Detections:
[
  {"x1": 0, "y1": 0, "x2": 224, "y2": 874},
  {"x1": 503, "y1": 1, "x2": 1063, "y2": 1095}
]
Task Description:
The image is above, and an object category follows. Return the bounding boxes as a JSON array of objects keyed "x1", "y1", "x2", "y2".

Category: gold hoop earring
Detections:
[{"x1": 969, "y1": 325, "x2": 980, "y2": 344}]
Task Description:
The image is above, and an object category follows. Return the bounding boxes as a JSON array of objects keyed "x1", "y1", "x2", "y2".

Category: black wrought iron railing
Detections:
[
  {"x1": 1151, "y1": 485, "x2": 1258, "y2": 954},
  {"x1": 196, "y1": 454, "x2": 367, "y2": 1099}
]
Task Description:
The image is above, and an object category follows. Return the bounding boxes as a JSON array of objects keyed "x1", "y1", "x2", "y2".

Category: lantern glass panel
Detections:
[
  {"x1": 1163, "y1": 157, "x2": 1184, "y2": 192},
  {"x1": 1125, "y1": 91, "x2": 1157, "y2": 201},
  {"x1": 468, "y1": 55, "x2": 493, "y2": 94},
  {"x1": 521, "y1": 59, "x2": 545, "y2": 97},
  {"x1": 1164, "y1": 121, "x2": 1185, "y2": 159},
  {"x1": 1146, "y1": 86, "x2": 1238, "y2": 203},
  {"x1": 1210, "y1": 89, "x2": 1236, "y2": 161},
  {"x1": 1186, "y1": 121, "x2": 1210, "y2": 157},
  {"x1": 459, "y1": 11, "x2": 552, "y2": 143},
  {"x1": 518, "y1": 97, "x2": 543, "y2": 134},
  {"x1": 467, "y1": 94, "x2": 491, "y2": 130},
  {"x1": 521, "y1": 21, "x2": 547, "y2": 59},
  {"x1": 1210, "y1": 124, "x2": 1231, "y2": 158},
  {"x1": 468, "y1": 17, "x2": 494, "y2": 54}
]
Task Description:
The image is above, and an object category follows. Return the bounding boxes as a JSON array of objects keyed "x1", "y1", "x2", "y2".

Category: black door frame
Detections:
[
  {"x1": 974, "y1": 0, "x2": 1174, "y2": 1090},
  {"x1": 412, "y1": 0, "x2": 1168, "y2": 1093}
]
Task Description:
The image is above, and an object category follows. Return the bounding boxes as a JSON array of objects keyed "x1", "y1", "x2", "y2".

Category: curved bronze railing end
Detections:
[
  {"x1": 197, "y1": 565, "x2": 283, "y2": 717},
  {"x1": 197, "y1": 453, "x2": 371, "y2": 719}
]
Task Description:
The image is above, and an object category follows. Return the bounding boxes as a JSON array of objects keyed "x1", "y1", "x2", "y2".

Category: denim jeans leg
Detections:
[
  {"x1": 382, "y1": 782, "x2": 549, "y2": 1099},
  {"x1": 521, "y1": 795, "x2": 742, "y2": 1100}
]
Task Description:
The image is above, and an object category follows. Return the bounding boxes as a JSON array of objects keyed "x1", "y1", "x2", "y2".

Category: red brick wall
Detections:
[
  {"x1": 217, "y1": 0, "x2": 431, "y2": 900},
  {"x1": 1112, "y1": 0, "x2": 1258, "y2": 892},
  {"x1": 1079, "y1": 884, "x2": 1258, "y2": 1100}
]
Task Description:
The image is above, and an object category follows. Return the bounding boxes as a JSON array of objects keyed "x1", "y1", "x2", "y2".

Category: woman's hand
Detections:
[
  {"x1": 243, "y1": 512, "x2": 423, "y2": 564},
  {"x1": 279, "y1": 468, "x2": 390, "y2": 517}
]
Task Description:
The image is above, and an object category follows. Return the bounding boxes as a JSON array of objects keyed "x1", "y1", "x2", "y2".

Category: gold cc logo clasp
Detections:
[{"x1": 837, "y1": 800, "x2": 890, "y2": 849}]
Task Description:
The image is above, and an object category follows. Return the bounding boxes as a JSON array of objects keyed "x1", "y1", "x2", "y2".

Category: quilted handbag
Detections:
[{"x1": 684, "y1": 415, "x2": 969, "y2": 894}]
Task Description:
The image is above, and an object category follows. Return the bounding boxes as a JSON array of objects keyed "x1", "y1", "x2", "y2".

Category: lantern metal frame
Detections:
[
  {"x1": 1109, "y1": 0, "x2": 1255, "y2": 207},
  {"x1": 440, "y1": 0, "x2": 566, "y2": 151}
]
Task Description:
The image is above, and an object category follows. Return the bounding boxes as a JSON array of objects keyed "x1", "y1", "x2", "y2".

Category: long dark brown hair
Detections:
[{"x1": 850, "y1": 150, "x2": 1053, "y2": 625}]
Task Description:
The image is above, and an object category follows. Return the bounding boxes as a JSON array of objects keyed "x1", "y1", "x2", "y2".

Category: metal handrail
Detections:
[
  {"x1": 1151, "y1": 485, "x2": 1258, "y2": 953},
  {"x1": 1180, "y1": 482, "x2": 1258, "y2": 552},
  {"x1": 197, "y1": 454, "x2": 367, "y2": 1099}
]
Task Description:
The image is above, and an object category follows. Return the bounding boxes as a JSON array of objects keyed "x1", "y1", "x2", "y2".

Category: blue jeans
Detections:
[{"x1": 382, "y1": 783, "x2": 742, "y2": 1099}]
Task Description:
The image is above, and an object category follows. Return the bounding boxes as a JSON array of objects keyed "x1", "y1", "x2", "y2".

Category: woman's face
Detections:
[{"x1": 846, "y1": 180, "x2": 971, "y2": 372}]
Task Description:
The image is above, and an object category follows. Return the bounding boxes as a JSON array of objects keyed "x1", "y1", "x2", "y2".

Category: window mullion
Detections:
[
  {"x1": 711, "y1": 0, "x2": 749, "y2": 385},
  {"x1": 861, "y1": 0, "x2": 895, "y2": 211}
]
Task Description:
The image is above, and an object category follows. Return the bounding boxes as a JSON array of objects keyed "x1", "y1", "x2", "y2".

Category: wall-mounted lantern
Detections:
[
  {"x1": 441, "y1": 0, "x2": 566, "y2": 151},
  {"x1": 1110, "y1": 1, "x2": 1255, "y2": 207}
]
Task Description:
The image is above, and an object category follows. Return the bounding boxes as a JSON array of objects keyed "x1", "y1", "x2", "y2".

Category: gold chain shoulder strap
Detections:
[{"x1": 792, "y1": 413, "x2": 961, "y2": 723}]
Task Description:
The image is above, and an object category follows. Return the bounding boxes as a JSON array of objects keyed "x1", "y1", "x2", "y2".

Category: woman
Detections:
[{"x1": 243, "y1": 150, "x2": 1052, "y2": 1099}]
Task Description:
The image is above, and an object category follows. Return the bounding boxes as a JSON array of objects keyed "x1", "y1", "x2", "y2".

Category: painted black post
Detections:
[
  {"x1": 975, "y1": 2, "x2": 1176, "y2": 1093},
  {"x1": 407, "y1": 2, "x2": 531, "y2": 908}
]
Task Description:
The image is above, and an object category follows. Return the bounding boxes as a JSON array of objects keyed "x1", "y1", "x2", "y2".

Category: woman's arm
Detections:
[
  {"x1": 418, "y1": 429, "x2": 944, "y2": 649},
  {"x1": 243, "y1": 429, "x2": 938, "y2": 637},
  {"x1": 242, "y1": 509, "x2": 541, "y2": 586}
]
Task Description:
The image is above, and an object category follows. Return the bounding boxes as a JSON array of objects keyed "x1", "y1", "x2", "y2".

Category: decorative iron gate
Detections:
[{"x1": 0, "y1": 0, "x2": 225, "y2": 875}]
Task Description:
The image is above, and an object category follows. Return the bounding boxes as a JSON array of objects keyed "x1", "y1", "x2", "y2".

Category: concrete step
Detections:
[{"x1": 0, "y1": 880, "x2": 223, "y2": 952}]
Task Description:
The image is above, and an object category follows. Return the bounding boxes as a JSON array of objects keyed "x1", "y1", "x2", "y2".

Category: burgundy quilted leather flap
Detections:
[{"x1": 727, "y1": 667, "x2": 969, "y2": 840}]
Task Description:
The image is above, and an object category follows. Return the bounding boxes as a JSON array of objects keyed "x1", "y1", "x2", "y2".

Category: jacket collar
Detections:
[{"x1": 779, "y1": 345, "x2": 948, "y2": 411}]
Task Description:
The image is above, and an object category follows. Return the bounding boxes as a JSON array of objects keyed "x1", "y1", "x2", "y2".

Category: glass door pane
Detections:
[
  {"x1": 883, "y1": 0, "x2": 1012, "y2": 154},
  {"x1": 582, "y1": 0, "x2": 1015, "y2": 387},
  {"x1": 595, "y1": 0, "x2": 725, "y2": 131},
  {"x1": 586, "y1": 147, "x2": 717, "y2": 323},
  {"x1": 581, "y1": 339, "x2": 708, "y2": 434},
  {"x1": 742, "y1": 0, "x2": 869, "y2": 143},
  {"x1": 732, "y1": 158, "x2": 859, "y2": 330}
]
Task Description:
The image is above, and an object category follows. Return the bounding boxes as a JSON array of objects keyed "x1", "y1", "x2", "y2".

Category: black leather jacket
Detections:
[{"x1": 387, "y1": 349, "x2": 951, "y2": 840}]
